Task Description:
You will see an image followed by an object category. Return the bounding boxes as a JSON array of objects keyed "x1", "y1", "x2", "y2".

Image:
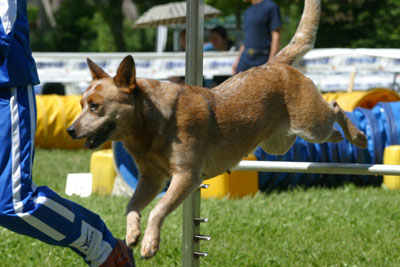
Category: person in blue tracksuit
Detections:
[{"x1": 0, "y1": 1, "x2": 134, "y2": 266}]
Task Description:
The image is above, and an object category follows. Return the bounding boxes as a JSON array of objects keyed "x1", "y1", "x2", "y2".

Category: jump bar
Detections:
[{"x1": 232, "y1": 161, "x2": 400, "y2": 176}]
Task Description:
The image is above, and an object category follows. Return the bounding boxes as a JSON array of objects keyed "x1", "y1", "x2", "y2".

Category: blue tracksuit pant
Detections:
[{"x1": 0, "y1": 86, "x2": 116, "y2": 266}]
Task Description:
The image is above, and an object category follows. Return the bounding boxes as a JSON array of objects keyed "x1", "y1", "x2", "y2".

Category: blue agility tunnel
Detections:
[
  {"x1": 372, "y1": 102, "x2": 400, "y2": 148},
  {"x1": 112, "y1": 141, "x2": 140, "y2": 191},
  {"x1": 112, "y1": 141, "x2": 168, "y2": 196},
  {"x1": 256, "y1": 101, "x2": 400, "y2": 190}
]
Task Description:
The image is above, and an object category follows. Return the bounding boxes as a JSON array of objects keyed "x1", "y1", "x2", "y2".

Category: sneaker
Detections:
[{"x1": 99, "y1": 239, "x2": 135, "y2": 267}]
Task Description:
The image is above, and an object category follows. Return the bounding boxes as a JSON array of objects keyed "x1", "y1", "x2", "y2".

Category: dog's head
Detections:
[{"x1": 67, "y1": 56, "x2": 137, "y2": 149}]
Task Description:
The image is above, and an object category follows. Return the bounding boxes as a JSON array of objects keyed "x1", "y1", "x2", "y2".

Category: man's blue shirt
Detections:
[{"x1": 243, "y1": 0, "x2": 282, "y2": 50}]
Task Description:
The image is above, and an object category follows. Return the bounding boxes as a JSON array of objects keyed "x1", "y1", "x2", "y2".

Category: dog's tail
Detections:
[{"x1": 270, "y1": 0, "x2": 321, "y2": 66}]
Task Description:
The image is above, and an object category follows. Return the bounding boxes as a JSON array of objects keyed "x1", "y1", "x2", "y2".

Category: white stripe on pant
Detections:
[
  {"x1": 2, "y1": 86, "x2": 115, "y2": 266},
  {"x1": 10, "y1": 87, "x2": 66, "y2": 240}
]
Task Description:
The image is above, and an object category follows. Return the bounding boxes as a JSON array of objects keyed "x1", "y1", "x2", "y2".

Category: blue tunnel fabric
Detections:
[{"x1": 256, "y1": 101, "x2": 400, "y2": 190}]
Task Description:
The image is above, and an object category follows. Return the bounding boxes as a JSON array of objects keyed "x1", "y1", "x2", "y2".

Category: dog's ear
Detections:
[
  {"x1": 114, "y1": 55, "x2": 136, "y2": 93},
  {"x1": 87, "y1": 58, "x2": 110, "y2": 80}
]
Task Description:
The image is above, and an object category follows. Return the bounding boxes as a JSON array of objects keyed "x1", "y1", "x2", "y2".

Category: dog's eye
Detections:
[{"x1": 89, "y1": 102, "x2": 100, "y2": 112}]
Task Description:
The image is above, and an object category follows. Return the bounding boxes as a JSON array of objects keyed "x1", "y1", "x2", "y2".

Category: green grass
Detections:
[{"x1": 1, "y1": 149, "x2": 400, "y2": 266}]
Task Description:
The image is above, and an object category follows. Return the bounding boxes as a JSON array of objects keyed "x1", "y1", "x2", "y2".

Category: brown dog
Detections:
[{"x1": 68, "y1": 0, "x2": 366, "y2": 259}]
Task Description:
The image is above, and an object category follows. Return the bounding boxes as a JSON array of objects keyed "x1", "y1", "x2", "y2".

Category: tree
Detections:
[
  {"x1": 318, "y1": 0, "x2": 400, "y2": 48},
  {"x1": 30, "y1": 0, "x2": 400, "y2": 52},
  {"x1": 205, "y1": 0, "x2": 250, "y2": 29},
  {"x1": 133, "y1": 0, "x2": 171, "y2": 14},
  {"x1": 205, "y1": 0, "x2": 400, "y2": 49},
  {"x1": 40, "y1": 0, "x2": 56, "y2": 27},
  {"x1": 32, "y1": 0, "x2": 138, "y2": 52},
  {"x1": 52, "y1": 0, "x2": 96, "y2": 52},
  {"x1": 98, "y1": 0, "x2": 126, "y2": 51}
]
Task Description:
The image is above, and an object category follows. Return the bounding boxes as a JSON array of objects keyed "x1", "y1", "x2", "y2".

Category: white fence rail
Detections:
[{"x1": 33, "y1": 48, "x2": 400, "y2": 92}]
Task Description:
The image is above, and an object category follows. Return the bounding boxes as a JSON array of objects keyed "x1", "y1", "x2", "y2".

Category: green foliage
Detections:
[
  {"x1": 52, "y1": 0, "x2": 96, "y2": 52},
  {"x1": 92, "y1": 12, "x2": 117, "y2": 52},
  {"x1": 124, "y1": 23, "x2": 156, "y2": 52},
  {"x1": 27, "y1": 0, "x2": 400, "y2": 52},
  {"x1": 29, "y1": 0, "x2": 157, "y2": 52},
  {"x1": 207, "y1": 0, "x2": 400, "y2": 49},
  {"x1": 2, "y1": 149, "x2": 400, "y2": 266},
  {"x1": 30, "y1": 29, "x2": 57, "y2": 52},
  {"x1": 277, "y1": 1, "x2": 303, "y2": 49},
  {"x1": 206, "y1": 0, "x2": 249, "y2": 18},
  {"x1": 97, "y1": 0, "x2": 126, "y2": 51},
  {"x1": 27, "y1": 5, "x2": 39, "y2": 25},
  {"x1": 317, "y1": 0, "x2": 400, "y2": 48},
  {"x1": 133, "y1": 0, "x2": 172, "y2": 14}
]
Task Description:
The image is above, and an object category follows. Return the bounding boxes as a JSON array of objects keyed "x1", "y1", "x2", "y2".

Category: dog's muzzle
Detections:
[{"x1": 67, "y1": 124, "x2": 78, "y2": 139}]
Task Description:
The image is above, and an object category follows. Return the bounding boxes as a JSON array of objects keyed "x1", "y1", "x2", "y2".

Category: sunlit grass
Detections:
[{"x1": 1, "y1": 149, "x2": 400, "y2": 266}]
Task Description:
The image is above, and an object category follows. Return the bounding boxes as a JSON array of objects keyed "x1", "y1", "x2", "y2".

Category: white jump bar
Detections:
[{"x1": 232, "y1": 161, "x2": 400, "y2": 176}]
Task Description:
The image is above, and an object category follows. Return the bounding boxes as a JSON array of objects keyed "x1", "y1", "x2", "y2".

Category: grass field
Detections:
[{"x1": 1, "y1": 149, "x2": 400, "y2": 266}]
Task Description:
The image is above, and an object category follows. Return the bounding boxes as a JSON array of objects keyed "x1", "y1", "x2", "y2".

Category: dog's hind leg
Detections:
[
  {"x1": 260, "y1": 132, "x2": 296, "y2": 155},
  {"x1": 331, "y1": 100, "x2": 367, "y2": 148},
  {"x1": 324, "y1": 129, "x2": 344, "y2": 143},
  {"x1": 140, "y1": 167, "x2": 202, "y2": 259},
  {"x1": 126, "y1": 174, "x2": 166, "y2": 248}
]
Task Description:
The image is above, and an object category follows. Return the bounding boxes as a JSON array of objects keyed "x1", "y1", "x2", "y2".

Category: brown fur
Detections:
[{"x1": 67, "y1": 0, "x2": 366, "y2": 259}]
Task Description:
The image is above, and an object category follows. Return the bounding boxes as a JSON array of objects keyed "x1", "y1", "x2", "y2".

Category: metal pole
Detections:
[
  {"x1": 185, "y1": 0, "x2": 204, "y2": 86},
  {"x1": 183, "y1": 0, "x2": 205, "y2": 267},
  {"x1": 182, "y1": 188, "x2": 201, "y2": 267},
  {"x1": 233, "y1": 160, "x2": 400, "y2": 176}
]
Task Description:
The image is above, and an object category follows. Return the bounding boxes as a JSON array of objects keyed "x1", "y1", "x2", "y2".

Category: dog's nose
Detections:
[{"x1": 67, "y1": 125, "x2": 77, "y2": 138}]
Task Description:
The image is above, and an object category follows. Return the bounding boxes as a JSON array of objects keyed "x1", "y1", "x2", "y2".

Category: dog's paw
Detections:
[
  {"x1": 126, "y1": 211, "x2": 141, "y2": 247},
  {"x1": 140, "y1": 234, "x2": 160, "y2": 259},
  {"x1": 126, "y1": 228, "x2": 141, "y2": 247},
  {"x1": 353, "y1": 131, "x2": 368, "y2": 149}
]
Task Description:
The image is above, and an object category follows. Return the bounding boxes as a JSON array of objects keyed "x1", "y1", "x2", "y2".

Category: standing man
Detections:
[
  {"x1": 0, "y1": 1, "x2": 134, "y2": 266},
  {"x1": 232, "y1": 0, "x2": 282, "y2": 74}
]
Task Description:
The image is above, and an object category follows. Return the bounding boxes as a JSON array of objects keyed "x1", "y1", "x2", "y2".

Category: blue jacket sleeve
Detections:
[{"x1": 0, "y1": 0, "x2": 18, "y2": 65}]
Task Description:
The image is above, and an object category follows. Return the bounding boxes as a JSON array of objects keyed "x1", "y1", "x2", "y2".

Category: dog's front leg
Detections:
[
  {"x1": 126, "y1": 174, "x2": 165, "y2": 248},
  {"x1": 141, "y1": 169, "x2": 201, "y2": 259}
]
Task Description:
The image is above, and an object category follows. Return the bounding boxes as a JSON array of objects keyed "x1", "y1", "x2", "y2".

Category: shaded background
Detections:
[{"x1": 28, "y1": 0, "x2": 400, "y2": 53}]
